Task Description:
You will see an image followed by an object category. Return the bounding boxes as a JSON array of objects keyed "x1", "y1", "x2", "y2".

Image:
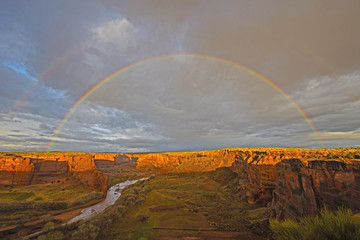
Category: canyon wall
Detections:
[
  {"x1": 0, "y1": 153, "x2": 107, "y2": 193},
  {"x1": 132, "y1": 147, "x2": 357, "y2": 173},
  {"x1": 133, "y1": 149, "x2": 238, "y2": 173},
  {"x1": 272, "y1": 159, "x2": 360, "y2": 219},
  {"x1": 1, "y1": 148, "x2": 359, "y2": 218},
  {"x1": 128, "y1": 148, "x2": 360, "y2": 218}
]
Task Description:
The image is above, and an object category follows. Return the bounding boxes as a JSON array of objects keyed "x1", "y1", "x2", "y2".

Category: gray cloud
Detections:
[{"x1": 1, "y1": 0, "x2": 360, "y2": 152}]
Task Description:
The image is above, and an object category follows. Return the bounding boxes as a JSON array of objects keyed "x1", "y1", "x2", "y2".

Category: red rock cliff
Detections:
[
  {"x1": 272, "y1": 159, "x2": 360, "y2": 219},
  {"x1": 0, "y1": 153, "x2": 106, "y2": 193},
  {"x1": 133, "y1": 149, "x2": 238, "y2": 173},
  {"x1": 130, "y1": 148, "x2": 360, "y2": 218}
]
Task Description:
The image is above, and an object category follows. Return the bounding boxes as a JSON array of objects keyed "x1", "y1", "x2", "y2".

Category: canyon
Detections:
[{"x1": 0, "y1": 148, "x2": 359, "y2": 239}]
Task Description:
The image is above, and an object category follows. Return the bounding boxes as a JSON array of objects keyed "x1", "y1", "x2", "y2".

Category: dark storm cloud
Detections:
[{"x1": 0, "y1": 0, "x2": 360, "y2": 151}]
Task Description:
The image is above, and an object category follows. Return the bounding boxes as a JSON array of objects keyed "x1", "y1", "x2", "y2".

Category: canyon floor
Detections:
[{"x1": 98, "y1": 171, "x2": 270, "y2": 240}]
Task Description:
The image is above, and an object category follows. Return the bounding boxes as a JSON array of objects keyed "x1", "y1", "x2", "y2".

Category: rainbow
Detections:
[
  {"x1": 11, "y1": 40, "x2": 91, "y2": 113},
  {"x1": 46, "y1": 53, "x2": 321, "y2": 151}
]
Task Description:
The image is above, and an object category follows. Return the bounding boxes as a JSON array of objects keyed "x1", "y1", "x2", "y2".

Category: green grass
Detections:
[
  {"x1": 0, "y1": 179, "x2": 103, "y2": 226},
  {"x1": 98, "y1": 172, "x2": 265, "y2": 240},
  {"x1": 31, "y1": 169, "x2": 270, "y2": 240},
  {"x1": 270, "y1": 208, "x2": 360, "y2": 240},
  {"x1": 0, "y1": 181, "x2": 98, "y2": 203}
]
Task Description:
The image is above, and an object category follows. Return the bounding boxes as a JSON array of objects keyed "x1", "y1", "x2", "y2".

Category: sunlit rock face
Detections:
[
  {"x1": 92, "y1": 153, "x2": 118, "y2": 161},
  {"x1": 0, "y1": 156, "x2": 36, "y2": 185},
  {"x1": 0, "y1": 148, "x2": 359, "y2": 219},
  {"x1": 134, "y1": 149, "x2": 238, "y2": 173},
  {"x1": 131, "y1": 148, "x2": 360, "y2": 219},
  {"x1": 0, "y1": 153, "x2": 107, "y2": 193}
]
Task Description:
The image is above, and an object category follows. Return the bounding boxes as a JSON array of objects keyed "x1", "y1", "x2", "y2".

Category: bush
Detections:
[
  {"x1": 0, "y1": 201, "x2": 67, "y2": 211},
  {"x1": 71, "y1": 192, "x2": 103, "y2": 206},
  {"x1": 270, "y1": 208, "x2": 360, "y2": 240},
  {"x1": 43, "y1": 221, "x2": 55, "y2": 231},
  {"x1": 37, "y1": 230, "x2": 64, "y2": 240},
  {"x1": 136, "y1": 214, "x2": 149, "y2": 222},
  {"x1": 326, "y1": 153, "x2": 339, "y2": 159},
  {"x1": 71, "y1": 223, "x2": 100, "y2": 240},
  {"x1": 41, "y1": 214, "x2": 53, "y2": 222}
]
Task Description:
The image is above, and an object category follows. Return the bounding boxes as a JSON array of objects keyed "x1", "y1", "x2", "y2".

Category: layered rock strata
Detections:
[
  {"x1": 129, "y1": 148, "x2": 360, "y2": 218},
  {"x1": 0, "y1": 153, "x2": 107, "y2": 193},
  {"x1": 272, "y1": 159, "x2": 360, "y2": 219},
  {"x1": 1, "y1": 148, "x2": 359, "y2": 218}
]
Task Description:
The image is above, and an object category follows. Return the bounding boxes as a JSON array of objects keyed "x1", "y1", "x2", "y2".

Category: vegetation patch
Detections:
[
  {"x1": 270, "y1": 208, "x2": 360, "y2": 240},
  {"x1": 96, "y1": 172, "x2": 267, "y2": 240}
]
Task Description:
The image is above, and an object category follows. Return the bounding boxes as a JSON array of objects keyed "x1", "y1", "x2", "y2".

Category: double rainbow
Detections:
[
  {"x1": 46, "y1": 53, "x2": 320, "y2": 151},
  {"x1": 11, "y1": 41, "x2": 91, "y2": 113}
]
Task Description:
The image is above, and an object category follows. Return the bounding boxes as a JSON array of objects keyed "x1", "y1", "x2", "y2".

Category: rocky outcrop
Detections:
[
  {"x1": 0, "y1": 153, "x2": 106, "y2": 193},
  {"x1": 130, "y1": 148, "x2": 360, "y2": 219},
  {"x1": 1, "y1": 148, "x2": 359, "y2": 219},
  {"x1": 0, "y1": 156, "x2": 37, "y2": 185},
  {"x1": 232, "y1": 156, "x2": 277, "y2": 204},
  {"x1": 132, "y1": 147, "x2": 350, "y2": 173},
  {"x1": 308, "y1": 160, "x2": 360, "y2": 210},
  {"x1": 72, "y1": 171, "x2": 109, "y2": 196},
  {"x1": 92, "y1": 153, "x2": 118, "y2": 161},
  {"x1": 271, "y1": 159, "x2": 318, "y2": 219},
  {"x1": 134, "y1": 149, "x2": 238, "y2": 173},
  {"x1": 271, "y1": 159, "x2": 360, "y2": 219}
]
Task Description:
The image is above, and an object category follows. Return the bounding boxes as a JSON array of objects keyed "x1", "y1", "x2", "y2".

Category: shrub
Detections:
[
  {"x1": 71, "y1": 223, "x2": 100, "y2": 240},
  {"x1": 41, "y1": 214, "x2": 53, "y2": 222},
  {"x1": 136, "y1": 214, "x2": 149, "y2": 222},
  {"x1": 0, "y1": 201, "x2": 67, "y2": 211},
  {"x1": 326, "y1": 153, "x2": 339, "y2": 159},
  {"x1": 43, "y1": 221, "x2": 55, "y2": 231},
  {"x1": 270, "y1": 208, "x2": 360, "y2": 240},
  {"x1": 37, "y1": 231, "x2": 64, "y2": 240},
  {"x1": 125, "y1": 187, "x2": 139, "y2": 195},
  {"x1": 119, "y1": 193, "x2": 138, "y2": 206},
  {"x1": 71, "y1": 192, "x2": 103, "y2": 206}
]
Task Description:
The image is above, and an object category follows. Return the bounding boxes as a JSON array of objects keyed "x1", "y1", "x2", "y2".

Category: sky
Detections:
[{"x1": 1, "y1": 0, "x2": 360, "y2": 152}]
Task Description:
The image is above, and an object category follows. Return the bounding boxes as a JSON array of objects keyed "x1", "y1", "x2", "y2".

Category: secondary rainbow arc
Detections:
[
  {"x1": 11, "y1": 41, "x2": 92, "y2": 113},
  {"x1": 46, "y1": 53, "x2": 321, "y2": 151}
]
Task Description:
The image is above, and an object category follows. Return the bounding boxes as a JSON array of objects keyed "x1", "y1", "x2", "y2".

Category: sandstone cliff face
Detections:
[
  {"x1": 271, "y1": 159, "x2": 318, "y2": 219},
  {"x1": 92, "y1": 153, "x2": 118, "y2": 161},
  {"x1": 230, "y1": 149, "x2": 326, "y2": 205},
  {"x1": 1, "y1": 148, "x2": 359, "y2": 219},
  {"x1": 133, "y1": 148, "x2": 344, "y2": 174},
  {"x1": 72, "y1": 171, "x2": 108, "y2": 196},
  {"x1": 0, "y1": 153, "x2": 105, "y2": 193},
  {"x1": 130, "y1": 148, "x2": 360, "y2": 219},
  {"x1": 271, "y1": 159, "x2": 360, "y2": 219},
  {"x1": 308, "y1": 160, "x2": 360, "y2": 210},
  {"x1": 134, "y1": 149, "x2": 237, "y2": 173},
  {"x1": 131, "y1": 148, "x2": 333, "y2": 204},
  {"x1": 0, "y1": 156, "x2": 37, "y2": 185},
  {"x1": 232, "y1": 157, "x2": 277, "y2": 204}
]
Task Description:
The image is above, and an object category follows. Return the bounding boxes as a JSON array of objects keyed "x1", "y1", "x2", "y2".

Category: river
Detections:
[
  {"x1": 24, "y1": 178, "x2": 147, "y2": 239},
  {"x1": 67, "y1": 177, "x2": 147, "y2": 224}
]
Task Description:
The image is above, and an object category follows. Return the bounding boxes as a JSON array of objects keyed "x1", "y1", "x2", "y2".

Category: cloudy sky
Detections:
[{"x1": 1, "y1": 0, "x2": 360, "y2": 152}]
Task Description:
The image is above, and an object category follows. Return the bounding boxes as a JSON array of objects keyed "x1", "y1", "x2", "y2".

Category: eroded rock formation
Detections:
[
  {"x1": 128, "y1": 148, "x2": 360, "y2": 218},
  {"x1": 1, "y1": 148, "x2": 359, "y2": 219},
  {"x1": 0, "y1": 153, "x2": 107, "y2": 193},
  {"x1": 272, "y1": 159, "x2": 360, "y2": 219}
]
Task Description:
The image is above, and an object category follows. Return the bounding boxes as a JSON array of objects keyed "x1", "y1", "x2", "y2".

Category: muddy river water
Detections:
[
  {"x1": 24, "y1": 178, "x2": 147, "y2": 239},
  {"x1": 67, "y1": 178, "x2": 147, "y2": 224}
]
